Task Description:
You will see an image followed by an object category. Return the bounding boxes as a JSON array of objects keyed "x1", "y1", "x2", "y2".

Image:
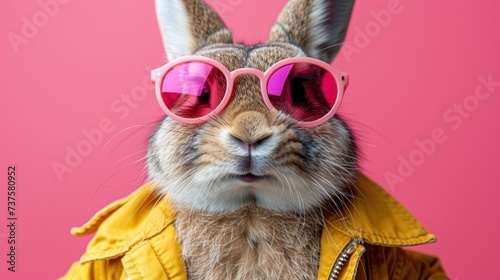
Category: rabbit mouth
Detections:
[
  {"x1": 235, "y1": 173, "x2": 262, "y2": 183},
  {"x1": 230, "y1": 173, "x2": 275, "y2": 184}
]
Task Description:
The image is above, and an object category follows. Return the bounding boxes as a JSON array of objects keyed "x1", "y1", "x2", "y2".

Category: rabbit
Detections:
[
  {"x1": 60, "y1": 0, "x2": 448, "y2": 279},
  {"x1": 147, "y1": 0, "x2": 357, "y2": 279}
]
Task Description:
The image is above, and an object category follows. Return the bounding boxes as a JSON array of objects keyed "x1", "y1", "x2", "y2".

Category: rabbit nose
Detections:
[
  {"x1": 228, "y1": 133, "x2": 273, "y2": 152},
  {"x1": 226, "y1": 111, "x2": 275, "y2": 154}
]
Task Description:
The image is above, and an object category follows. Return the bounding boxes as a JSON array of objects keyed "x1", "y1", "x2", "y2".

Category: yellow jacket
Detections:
[{"x1": 60, "y1": 174, "x2": 448, "y2": 279}]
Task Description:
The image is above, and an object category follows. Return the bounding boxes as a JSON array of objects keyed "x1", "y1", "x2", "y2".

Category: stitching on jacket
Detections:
[
  {"x1": 128, "y1": 252, "x2": 144, "y2": 280},
  {"x1": 392, "y1": 248, "x2": 403, "y2": 280},
  {"x1": 347, "y1": 246, "x2": 365, "y2": 279},
  {"x1": 72, "y1": 188, "x2": 145, "y2": 236},
  {"x1": 81, "y1": 246, "x2": 130, "y2": 263},
  {"x1": 82, "y1": 204, "x2": 175, "y2": 262},
  {"x1": 373, "y1": 184, "x2": 426, "y2": 232},
  {"x1": 331, "y1": 220, "x2": 433, "y2": 245},
  {"x1": 96, "y1": 259, "x2": 103, "y2": 280},
  {"x1": 147, "y1": 235, "x2": 171, "y2": 279},
  {"x1": 326, "y1": 176, "x2": 433, "y2": 245}
]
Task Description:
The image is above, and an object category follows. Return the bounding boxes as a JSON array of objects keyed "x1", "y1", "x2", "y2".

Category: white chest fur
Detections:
[{"x1": 175, "y1": 205, "x2": 323, "y2": 280}]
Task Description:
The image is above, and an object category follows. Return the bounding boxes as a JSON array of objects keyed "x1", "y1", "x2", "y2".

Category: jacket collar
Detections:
[
  {"x1": 326, "y1": 173, "x2": 436, "y2": 246},
  {"x1": 72, "y1": 172, "x2": 435, "y2": 263}
]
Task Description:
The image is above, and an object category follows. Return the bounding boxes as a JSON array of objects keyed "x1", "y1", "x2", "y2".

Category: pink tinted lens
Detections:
[
  {"x1": 161, "y1": 62, "x2": 227, "y2": 119},
  {"x1": 267, "y1": 62, "x2": 338, "y2": 122}
]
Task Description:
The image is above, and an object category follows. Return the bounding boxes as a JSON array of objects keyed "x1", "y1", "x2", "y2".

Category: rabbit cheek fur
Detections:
[{"x1": 148, "y1": 0, "x2": 357, "y2": 279}]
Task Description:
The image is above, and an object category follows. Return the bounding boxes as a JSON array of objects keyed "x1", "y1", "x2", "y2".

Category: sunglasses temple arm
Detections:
[
  {"x1": 342, "y1": 74, "x2": 349, "y2": 92},
  {"x1": 151, "y1": 69, "x2": 161, "y2": 84}
]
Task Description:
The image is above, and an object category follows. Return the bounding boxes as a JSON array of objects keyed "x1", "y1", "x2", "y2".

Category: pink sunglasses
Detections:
[{"x1": 151, "y1": 56, "x2": 349, "y2": 127}]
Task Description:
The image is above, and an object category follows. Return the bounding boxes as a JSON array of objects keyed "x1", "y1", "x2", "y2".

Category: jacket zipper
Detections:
[{"x1": 328, "y1": 239, "x2": 362, "y2": 280}]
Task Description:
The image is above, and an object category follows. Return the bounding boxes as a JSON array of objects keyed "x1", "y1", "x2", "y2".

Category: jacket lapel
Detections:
[
  {"x1": 318, "y1": 173, "x2": 437, "y2": 279},
  {"x1": 325, "y1": 173, "x2": 436, "y2": 247}
]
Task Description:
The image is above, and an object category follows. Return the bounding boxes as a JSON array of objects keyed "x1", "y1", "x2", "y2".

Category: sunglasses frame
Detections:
[{"x1": 151, "y1": 56, "x2": 349, "y2": 127}]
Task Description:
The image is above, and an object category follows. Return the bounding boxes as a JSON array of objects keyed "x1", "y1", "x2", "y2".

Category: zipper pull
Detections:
[{"x1": 328, "y1": 239, "x2": 362, "y2": 280}]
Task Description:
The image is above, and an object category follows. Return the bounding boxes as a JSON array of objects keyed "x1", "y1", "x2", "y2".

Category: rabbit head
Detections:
[{"x1": 148, "y1": 0, "x2": 357, "y2": 213}]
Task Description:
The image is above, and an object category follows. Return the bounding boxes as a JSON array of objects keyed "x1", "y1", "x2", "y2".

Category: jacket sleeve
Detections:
[
  {"x1": 59, "y1": 259, "x2": 127, "y2": 280},
  {"x1": 382, "y1": 246, "x2": 449, "y2": 280}
]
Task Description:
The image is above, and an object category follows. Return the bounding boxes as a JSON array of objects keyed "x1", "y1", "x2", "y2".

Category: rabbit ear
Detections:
[
  {"x1": 268, "y1": 0, "x2": 354, "y2": 62},
  {"x1": 155, "y1": 0, "x2": 233, "y2": 61}
]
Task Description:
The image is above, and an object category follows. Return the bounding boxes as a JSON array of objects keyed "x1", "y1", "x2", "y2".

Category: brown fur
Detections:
[
  {"x1": 150, "y1": 0, "x2": 356, "y2": 279},
  {"x1": 182, "y1": 0, "x2": 233, "y2": 48},
  {"x1": 175, "y1": 205, "x2": 323, "y2": 280}
]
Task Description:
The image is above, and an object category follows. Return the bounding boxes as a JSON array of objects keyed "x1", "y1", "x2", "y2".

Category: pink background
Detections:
[{"x1": 1, "y1": 0, "x2": 499, "y2": 279}]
